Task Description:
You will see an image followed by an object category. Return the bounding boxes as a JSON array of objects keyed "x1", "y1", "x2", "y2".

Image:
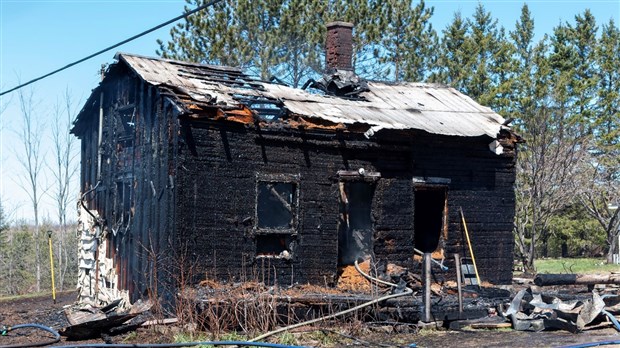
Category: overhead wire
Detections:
[{"x1": 0, "y1": 0, "x2": 223, "y2": 97}]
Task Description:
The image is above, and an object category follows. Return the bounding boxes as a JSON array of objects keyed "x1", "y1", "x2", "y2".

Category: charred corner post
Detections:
[{"x1": 70, "y1": 21, "x2": 520, "y2": 317}]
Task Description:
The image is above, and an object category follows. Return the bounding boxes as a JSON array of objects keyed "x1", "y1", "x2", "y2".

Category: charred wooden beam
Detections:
[{"x1": 534, "y1": 273, "x2": 620, "y2": 286}]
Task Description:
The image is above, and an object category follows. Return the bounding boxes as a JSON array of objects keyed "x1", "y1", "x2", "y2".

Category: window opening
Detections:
[
  {"x1": 255, "y1": 178, "x2": 298, "y2": 259},
  {"x1": 256, "y1": 235, "x2": 293, "y2": 258},
  {"x1": 257, "y1": 182, "x2": 296, "y2": 229},
  {"x1": 413, "y1": 186, "x2": 447, "y2": 253},
  {"x1": 338, "y1": 181, "x2": 375, "y2": 266}
]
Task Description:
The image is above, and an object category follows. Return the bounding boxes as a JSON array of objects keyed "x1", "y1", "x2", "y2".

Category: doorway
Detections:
[
  {"x1": 338, "y1": 181, "x2": 375, "y2": 266},
  {"x1": 414, "y1": 186, "x2": 447, "y2": 253}
]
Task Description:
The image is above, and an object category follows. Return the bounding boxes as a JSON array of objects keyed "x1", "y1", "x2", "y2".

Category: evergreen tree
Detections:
[
  {"x1": 465, "y1": 4, "x2": 511, "y2": 107},
  {"x1": 235, "y1": 0, "x2": 281, "y2": 80},
  {"x1": 433, "y1": 4, "x2": 513, "y2": 112},
  {"x1": 274, "y1": 0, "x2": 325, "y2": 86},
  {"x1": 578, "y1": 18, "x2": 620, "y2": 263},
  {"x1": 374, "y1": 0, "x2": 437, "y2": 82},
  {"x1": 508, "y1": 4, "x2": 536, "y2": 119},
  {"x1": 594, "y1": 19, "x2": 620, "y2": 149},
  {"x1": 487, "y1": 27, "x2": 517, "y2": 114},
  {"x1": 548, "y1": 23, "x2": 578, "y2": 129},
  {"x1": 157, "y1": 0, "x2": 436, "y2": 85},
  {"x1": 570, "y1": 10, "x2": 600, "y2": 127},
  {"x1": 431, "y1": 11, "x2": 471, "y2": 89},
  {"x1": 157, "y1": 1, "x2": 249, "y2": 68},
  {"x1": 547, "y1": 204, "x2": 605, "y2": 258}
]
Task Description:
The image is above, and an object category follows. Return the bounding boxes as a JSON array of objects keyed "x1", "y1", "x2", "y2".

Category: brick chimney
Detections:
[{"x1": 325, "y1": 21, "x2": 354, "y2": 71}]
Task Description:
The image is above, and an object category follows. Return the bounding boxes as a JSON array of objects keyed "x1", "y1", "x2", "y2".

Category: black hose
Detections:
[
  {"x1": 0, "y1": 323, "x2": 309, "y2": 348},
  {"x1": 0, "y1": 323, "x2": 61, "y2": 348},
  {"x1": 80, "y1": 181, "x2": 101, "y2": 224},
  {"x1": 557, "y1": 341, "x2": 620, "y2": 348},
  {"x1": 0, "y1": 324, "x2": 308, "y2": 348},
  {"x1": 51, "y1": 341, "x2": 308, "y2": 348}
]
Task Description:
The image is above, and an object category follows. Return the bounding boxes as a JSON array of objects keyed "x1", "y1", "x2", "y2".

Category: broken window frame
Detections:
[{"x1": 254, "y1": 173, "x2": 300, "y2": 259}]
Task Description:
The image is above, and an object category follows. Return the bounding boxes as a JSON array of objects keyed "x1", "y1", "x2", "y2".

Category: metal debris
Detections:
[{"x1": 503, "y1": 288, "x2": 620, "y2": 333}]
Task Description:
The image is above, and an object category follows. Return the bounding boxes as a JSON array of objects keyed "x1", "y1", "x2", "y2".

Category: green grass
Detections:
[
  {"x1": 535, "y1": 258, "x2": 620, "y2": 274},
  {"x1": 173, "y1": 332, "x2": 212, "y2": 348},
  {"x1": 0, "y1": 291, "x2": 50, "y2": 302}
]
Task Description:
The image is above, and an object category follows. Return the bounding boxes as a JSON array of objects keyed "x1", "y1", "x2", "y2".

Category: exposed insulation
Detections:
[
  {"x1": 337, "y1": 260, "x2": 372, "y2": 292},
  {"x1": 76, "y1": 202, "x2": 129, "y2": 309}
]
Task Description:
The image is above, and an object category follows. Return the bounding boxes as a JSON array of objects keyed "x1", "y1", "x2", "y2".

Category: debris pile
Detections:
[
  {"x1": 337, "y1": 260, "x2": 372, "y2": 292},
  {"x1": 60, "y1": 299, "x2": 153, "y2": 340},
  {"x1": 502, "y1": 288, "x2": 620, "y2": 333}
]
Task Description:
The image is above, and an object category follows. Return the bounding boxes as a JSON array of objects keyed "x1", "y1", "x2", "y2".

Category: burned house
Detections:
[{"x1": 72, "y1": 22, "x2": 519, "y2": 305}]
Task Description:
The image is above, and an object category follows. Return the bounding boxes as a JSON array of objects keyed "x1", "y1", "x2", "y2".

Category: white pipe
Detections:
[{"x1": 97, "y1": 89, "x2": 103, "y2": 180}]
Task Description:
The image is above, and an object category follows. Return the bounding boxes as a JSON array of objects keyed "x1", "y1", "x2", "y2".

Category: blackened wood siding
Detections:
[
  {"x1": 174, "y1": 123, "x2": 516, "y2": 286},
  {"x1": 76, "y1": 71, "x2": 178, "y2": 302}
]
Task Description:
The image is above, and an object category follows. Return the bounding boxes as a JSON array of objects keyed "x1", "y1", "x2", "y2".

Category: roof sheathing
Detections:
[{"x1": 115, "y1": 53, "x2": 506, "y2": 138}]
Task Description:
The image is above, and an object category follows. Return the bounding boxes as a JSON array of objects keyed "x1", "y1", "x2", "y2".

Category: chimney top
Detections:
[
  {"x1": 326, "y1": 21, "x2": 354, "y2": 29},
  {"x1": 325, "y1": 21, "x2": 354, "y2": 71}
]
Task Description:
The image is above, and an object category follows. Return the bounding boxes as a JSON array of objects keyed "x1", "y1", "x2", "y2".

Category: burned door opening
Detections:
[
  {"x1": 338, "y1": 182, "x2": 375, "y2": 266},
  {"x1": 413, "y1": 186, "x2": 447, "y2": 253}
]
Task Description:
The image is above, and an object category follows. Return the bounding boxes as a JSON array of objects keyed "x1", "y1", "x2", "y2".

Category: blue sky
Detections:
[{"x1": 0, "y1": 0, "x2": 619, "y2": 222}]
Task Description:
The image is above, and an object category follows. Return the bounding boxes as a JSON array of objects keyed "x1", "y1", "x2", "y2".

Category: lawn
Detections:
[{"x1": 535, "y1": 258, "x2": 620, "y2": 274}]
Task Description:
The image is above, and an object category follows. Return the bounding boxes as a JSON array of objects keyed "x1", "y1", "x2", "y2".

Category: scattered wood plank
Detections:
[
  {"x1": 141, "y1": 318, "x2": 179, "y2": 327},
  {"x1": 470, "y1": 322, "x2": 512, "y2": 329},
  {"x1": 65, "y1": 308, "x2": 107, "y2": 326},
  {"x1": 60, "y1": 300, "x2": 153, "y2": 340}
]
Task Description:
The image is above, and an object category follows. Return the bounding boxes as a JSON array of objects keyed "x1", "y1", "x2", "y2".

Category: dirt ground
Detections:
[{"x1": 1, "y1": 291, "x2": 620, "y2": 348}]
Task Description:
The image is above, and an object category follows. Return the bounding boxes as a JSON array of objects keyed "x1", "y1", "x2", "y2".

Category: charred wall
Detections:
[
  {"x1": 74, "y1": 69, "x2": 178, "y2": 303},
  {"x1": 75, "y1": 72, "x2": 516, "y2": 303},
  {"x1": 174, "y1": 122, "x2": 516, "y2": 286}
]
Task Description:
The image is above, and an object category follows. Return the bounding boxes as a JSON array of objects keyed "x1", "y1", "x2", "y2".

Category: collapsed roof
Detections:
[{"x1": 74, "y1": 53, "x2": 510, "y2": 139}]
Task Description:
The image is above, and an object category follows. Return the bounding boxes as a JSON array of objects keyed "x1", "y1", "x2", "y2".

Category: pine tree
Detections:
[
  {"x1": 578, "y1": 18, "x2": 620, "y2": 263},
  {"x1": 368, "y1": 0, "x2": 437, "y2": 82},
  {"x1": 274, "y1": 0, "x2": 325, "y2": 87},
  {"x1": 486, "y1": 27, "x2": 517, "y2": 114},
  {"x1": 465, "y1": 4, "x2": 511, "y2": 107},
  {"x1": 594, "y1": 18, "x2": 619, "y2": 149},
  {"x1": 157, "y1": 0, "x2": 248, "y2": 67},
  {"x1": 509, "y1": 4, "x2": 536, "y2": 118},
  {"x1": 431, "y1": 11, "x2": 471, "y2": 89},
  {"x1": 570, "y1": 10, "x2": 600, "y2": 126}
]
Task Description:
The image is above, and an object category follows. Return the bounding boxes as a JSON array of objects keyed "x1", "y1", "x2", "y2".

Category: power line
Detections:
[{"x1": 0, "y1": 0, "x2": 223, "y2": 97}]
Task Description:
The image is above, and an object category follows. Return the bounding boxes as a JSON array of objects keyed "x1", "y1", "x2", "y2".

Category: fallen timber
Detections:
[
  {"x1": 534, "y1": 273, "x2": 620, "y2": 286},
  {"x1": 194, "y1": 288, "x2": 510, "y2": 325}
]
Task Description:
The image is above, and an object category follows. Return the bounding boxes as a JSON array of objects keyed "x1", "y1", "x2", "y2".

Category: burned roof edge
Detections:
[{"x1": 73, "y1": 53, "x2": 516, "y2": 143}]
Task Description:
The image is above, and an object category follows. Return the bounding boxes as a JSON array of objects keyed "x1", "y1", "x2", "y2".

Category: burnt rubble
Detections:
[
  {"x1": 303, "y1": 68, "x2": 370, "y2": 100},
  {"x1": 501, "y1": 287, "x2": 620, "y2": 333}
]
